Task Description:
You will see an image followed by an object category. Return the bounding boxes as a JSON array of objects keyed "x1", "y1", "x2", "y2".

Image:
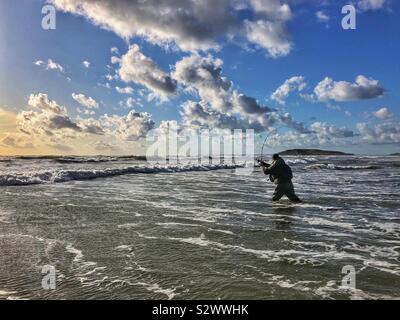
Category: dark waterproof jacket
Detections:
[{"x1": 263, "y1": 158, "x2": 293, "y2": 184}]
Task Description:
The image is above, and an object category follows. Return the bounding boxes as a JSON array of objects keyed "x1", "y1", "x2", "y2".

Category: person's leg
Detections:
[
  {"x1": 285, "y1": 181, "x2": 302, "y2": 202},
  {"x1": 272, "y1": 184, "x2": 285, "y2": 201}
]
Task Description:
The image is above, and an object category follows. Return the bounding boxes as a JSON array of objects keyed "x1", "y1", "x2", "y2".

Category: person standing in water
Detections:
[{"x1": 259, "y1": 154, "x2": 302, "y2": 203}]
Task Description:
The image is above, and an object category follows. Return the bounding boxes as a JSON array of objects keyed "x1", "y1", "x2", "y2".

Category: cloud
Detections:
[
  {"x1": 49, "y1": 0, "x2": 293, "y2": 56},
  {"x1": 271, "y1": 76, "x2": 306, "y2": 104},
  {"x1": 173, "y1": 54, "x2": 232, "y2": 112},
  {"x1": 94, "y1": 141, "x2": 120, "y2": 152},
  {"x1": 3, "y1": 93, "x2": 157, "y2": 153},
  {"x1": 244, "y1": 20, "x2": 292, "y2": 58},
  {"x1": 1, "y1": 133, "x2": 34, "y2": 149},
  {"x1": 77, "y1": 108, "x2": 95, "y2": 116},
  {"x1": 106, "y1": 74, "x2": 118, "y2": 81},
  {"x1": 314, "y1": 75, "x2": 384, "y2": 102},
  {"x1": 373, "y1": 107, "x2": 393, "y2": 120},
  {"x1": 46, "y1": 59, "x2": 64, "y2": 72},
  {"x1": 115, "y1": 86, "x2": 134, "y2": 95},
  {"x1": 266, "y1": 122, "x2": 356, "y2": 147},
  {"x1": 358, "y1": 0, "x2": 388, "y2": 11},
  {"x1": 28, "y1": 93, "x2": 66, "y2": 114},
  {"x1": 72, "y1": 93, "x2": 99, "y2": 109},
  {"x1": 35, "y1": 59, "x2": 64, "y2": 73},
  {"x1": 25, "y1": 94, "x2": 156, "y2": 141},
  {"x1": 100, "y1": 110, "x2": 155, "y2": 141},
  {"x1": 83, "y1": 60, "x2": 91, "y2": 68},
  {"x1": 248, "y1": 0, "x2": 292, "y2": 21},
  {"x1": 49, "y1": 0, "x2": 233, "y2": 51},
  {"x1": 47, "y1": 143, "x2": 74, "y2": 152},
  {"x1": 243, "y1": 0, "x2": 293, "y2": 57},
  {"x1": 117, "y1": 44, "x2": 177, "y2": 100},
  {"x1": 0, "y1": 107, "x2": 17, "y2": 132},
  {"x1": 78, "y1": 118, "x2": 105, "y2": 135},
  {"x1": 310, "y1": 122, "x2": 355, "y2": 139},
  {"x1": 316, "y1": 11, "x2": 330, "y2": 23},
  {"x1": 18, "y1": 93, "x2": 105, "y2": 142},
  {"x1": 180, "y1": 100, "x2": 267, "y2": 132},
  {"x1": 119, "y1": 97, "x2": 142, "y2": 109},
  {"x1": 173, "y1": 54, "x2": 308, "y2": 133},
  {"x1": 357, "y1": 122, "x2": 400, "y2": 144}
]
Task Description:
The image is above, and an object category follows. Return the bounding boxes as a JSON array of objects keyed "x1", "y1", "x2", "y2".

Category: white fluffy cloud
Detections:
[
  {"x1": 39, "y1": 94, "x2": 154, "y2": 141},
  {"x1": 5, "y1": 93, "x2": 156, "y2": 152},
  {"x1": 72, "y1": 93, "x2": 99, "y2": 109},
  {"x1": 244, "y1": 20, "x2": 292, "y2": 58},
  {"x1": 18, "y1": 94, "x2": 82, "y2": 141},
  {"x1": 100, "y1": 111, "x2": 155, "y2": 141},
  {"x1": 117, "y1": 44, "x2": 177, "y2": 100},
  {"x1": 373, "y1": 107, "x2": 392, "y2": 120},
  {"x1": 310, "y1": 122, "x2": 355, "y2": 139},
  {"x1": 357, "y1": 122, "x2": 400, "y2": 144},
  {"x1": 266, "y1": 122, "x2": 356, "y2": 147},
  {"x1": 180, "y1": 100, "x2": 275, "y2": 132},
  {"x1": 173, "y1": 54, "x2": 308, "y2": 133},
  {"x1": 249, "y1": 0, "x2": 292, "y2": 21},
  {"x1": 314, "y1": 75, "x2": 384, "y2": 102},
  {"x1": 173, "y1": 54, "x2": 232, "y2": 112},
  {"x1": 49, "y1": 0, "x2": 293, "y2": 57},
  {"x1": 271, "y1": 76, "x2": 306, "y2": 104}
]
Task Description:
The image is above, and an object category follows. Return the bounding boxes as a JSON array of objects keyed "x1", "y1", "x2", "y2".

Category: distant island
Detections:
[
  {"x1": 279, "y1": 149, "x2": 354, "y2": 156},
  {"x1": 390, "y1": 153, "x2": 400, "y2": 156}
]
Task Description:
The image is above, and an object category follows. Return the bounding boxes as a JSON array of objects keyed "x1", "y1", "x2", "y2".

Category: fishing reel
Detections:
[{"x1": 256, "y1": 158, "x2": 270, "y2": 167}]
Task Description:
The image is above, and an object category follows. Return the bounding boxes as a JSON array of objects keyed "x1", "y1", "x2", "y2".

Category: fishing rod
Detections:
[{"x1": 257, "y1": 127, "x2": 282, "y2": 167}]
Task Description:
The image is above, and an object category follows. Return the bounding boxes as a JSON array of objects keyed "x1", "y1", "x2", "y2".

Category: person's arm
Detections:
[
  {"x1": 263, "y1": 161, "x2": 278, "y2": 175},
  {"x1": 257, "y1": 160, "x2": 271, "y2": 175}
]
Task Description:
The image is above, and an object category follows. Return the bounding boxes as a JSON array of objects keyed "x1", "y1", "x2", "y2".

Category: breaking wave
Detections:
[
  {"x1": 305, "y1": 163, "x2": 381, "y2": 170},
  {"x1": 285, "y1": 158, "x2": 318, "y2": 165},
  {"x1": 0, "y1": 163, "x2": 244, "y2": 186}
]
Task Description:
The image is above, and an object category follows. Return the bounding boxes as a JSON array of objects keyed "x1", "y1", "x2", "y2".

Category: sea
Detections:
[{"x1": 0, "y1": 155, "x2": 399, "y2": 299}]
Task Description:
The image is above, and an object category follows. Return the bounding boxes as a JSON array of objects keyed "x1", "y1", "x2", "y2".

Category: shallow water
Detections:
[{"x1": 0, "y1": 156, "x2": 399, "y2": 299}]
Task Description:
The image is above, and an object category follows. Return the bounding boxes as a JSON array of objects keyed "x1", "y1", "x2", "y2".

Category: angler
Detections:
[{"x1": 258, "y1": 154, "x2": 302, "y2": 203}]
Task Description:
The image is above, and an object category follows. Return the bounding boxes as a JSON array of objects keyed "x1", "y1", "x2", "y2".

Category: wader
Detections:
[{"x1": 272, "y1": 180, "x2": 301, "y2": 202}]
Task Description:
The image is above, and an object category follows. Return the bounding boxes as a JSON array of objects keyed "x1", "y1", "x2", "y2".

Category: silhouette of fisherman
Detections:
[{"x1": 258, "y1": 154, "x2": 302, "y2": 203}]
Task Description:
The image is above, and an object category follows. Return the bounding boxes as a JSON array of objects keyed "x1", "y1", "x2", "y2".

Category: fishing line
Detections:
[{"x1": 259, "y1": 126, "x2": 283, "y2": 162}]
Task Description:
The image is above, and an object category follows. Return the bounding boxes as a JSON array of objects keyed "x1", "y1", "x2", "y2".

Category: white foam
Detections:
[
  {"x1": 115, "y1": 245, "x2": 133, "y2": 251},
  {"x1": 0, "y1": 163, "x2": 244, "y2": 186},
  {"x1": 66, "y1": 244, "x2": 84, "y2": 262},
  {"x1": 136, "y1": 282, "x2": 177, "y2": 300},
  {"x1": 0, "y1": 290, "x2": 23, "y2": 300},
  {"x1": 117, "y1": 223, "x2": 140, "y2": 229},
  {"x1": 305, "y1": 163, "x2": 380, "y2": 170}
]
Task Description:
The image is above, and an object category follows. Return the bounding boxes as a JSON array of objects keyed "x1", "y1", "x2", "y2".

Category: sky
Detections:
[{"x1": 0, "y1": 0, "x2": 399, "y2": 156}]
